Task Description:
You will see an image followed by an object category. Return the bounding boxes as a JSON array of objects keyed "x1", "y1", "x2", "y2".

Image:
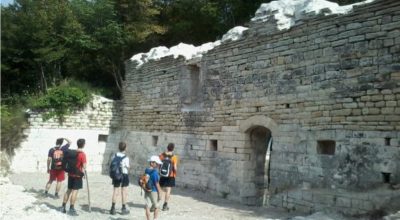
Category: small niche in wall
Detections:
[
  {"x1": 209, "y1": 139, "x2": 218, "y2": 151},
  {"x1": 317, "y1": 140, "x2": 335, "y2": 155},
  {"x1": 256, "y1": 106, "x2": 261, "y2": 112},
  {"x1": 98, "y1": 134, "x2": 108, "y2": 142},
  {"x1": 385, "y1": 137, "x2": 391, "y2": 146},
  {"x1": 152, "y1": 136, "x2": 158, "y2": 147},
  {"x1": 382, "y1": 172, "x2": 391, "y2": 183}
]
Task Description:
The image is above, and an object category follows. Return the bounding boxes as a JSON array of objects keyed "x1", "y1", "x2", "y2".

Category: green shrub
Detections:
[
  {"x1": 30, "y1": 81, "x2": 92, "y2": 121},
  {"x1": 1, "y1": 105, "x2": 28, "y2": 157}
]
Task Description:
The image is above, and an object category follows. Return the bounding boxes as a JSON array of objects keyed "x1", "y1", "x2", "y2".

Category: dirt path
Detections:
[{"x1": 10, "y1": 172, "x2": 300, "y2": 220}]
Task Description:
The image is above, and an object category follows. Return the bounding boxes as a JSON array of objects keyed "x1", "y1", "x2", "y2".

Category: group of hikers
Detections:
[{"x1": 45, "y1": 137, "x2": 178, "y2": 220}]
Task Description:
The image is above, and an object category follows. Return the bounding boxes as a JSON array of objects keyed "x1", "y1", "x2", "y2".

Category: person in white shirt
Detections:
[{"x1": 110, "y1": 142, "x2": 130, "y2": 215}]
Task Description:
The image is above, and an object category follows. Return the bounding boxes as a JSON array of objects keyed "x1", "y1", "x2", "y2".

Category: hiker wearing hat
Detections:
[{"x1": 144, "y1": 155, "x2": 162, "y2": 220}]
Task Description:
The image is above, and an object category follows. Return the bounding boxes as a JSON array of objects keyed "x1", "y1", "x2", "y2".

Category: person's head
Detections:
[
  {"x1": 77, "y1": 139, "x2": 85, "y2": 149},
  {"x1": 148, "y1": 155, "x2": 162, "y2": 168},
  {"x1": 119, "y1": 142, "x2": 127, "y2": 152},
  {"x1": 56, "y1": 138, "x2": 64, "y2": 146},
  {"x1": 167, "y1": 143, "x2": 175, "y2": 152}
]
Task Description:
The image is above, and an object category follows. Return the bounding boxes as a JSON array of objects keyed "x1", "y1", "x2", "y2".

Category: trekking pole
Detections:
[{"x1": 84, "y1": 169, "x2": 91, "y2": 212}]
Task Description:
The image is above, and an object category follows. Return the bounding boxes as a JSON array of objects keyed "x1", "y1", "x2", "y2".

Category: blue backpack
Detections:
[{"x1": 109, "y1": 154, "x2": 126, "y2": 180}]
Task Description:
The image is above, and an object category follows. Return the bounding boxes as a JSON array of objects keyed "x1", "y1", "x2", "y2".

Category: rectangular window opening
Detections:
[
  {"x1": 98, "y1": 134, "x2": 108, "y2": 142},
  {"x1": 256, "y1": 106, "x2": 261, "y2": 112},
  {"x1": 317, "y1": 140, "x2": 336, "y2": 155},
  {"x1": 181, "y1": 64, "x2": 202, "y2": 111},
  {"x1": 209, "y1": 139, "x2": 218, "y2": 151},
  {"x1": 385, "y1": 137, "x2": 391, "y2": 146},
  {"x1": 152, "y1": 136, "x2": 158, "y2": 147},
  {"x1": 382, "y1": 172, "x2": 391, "y2": 183}
]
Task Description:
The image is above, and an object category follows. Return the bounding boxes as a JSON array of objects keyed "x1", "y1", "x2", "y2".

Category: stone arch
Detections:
[
  {"x1": 238, "y1": 115, "x2": 278, "y2": 206},
  {"x1": 238, "y1": 115, "x2": 278, "y2": 136}
]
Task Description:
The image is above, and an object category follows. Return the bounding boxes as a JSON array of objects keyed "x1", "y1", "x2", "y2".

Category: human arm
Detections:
[
  {"x1": 156, "y1": 182, "x2": 162, "y2": 201},
  {"x1": 61, "y1": 138, "x2": 71, "y2": 150},
  {"x1": 47, "y1": 157, "x2": 52, "y2": 173}
]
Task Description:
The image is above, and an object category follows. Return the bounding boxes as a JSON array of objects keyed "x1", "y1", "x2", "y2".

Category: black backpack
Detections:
[
  {"x1": 62, "y1": 149, "x2": 84, "y2": 177},
  {"x1": 160, "y1": 154, "x2": 173, "y2": 177},
  {"x1": 51, "y1": 147, "x2": 64, "y2": 170},
  {"x1": 109, "y1": 154, "x2": 126, "y2": 180}
]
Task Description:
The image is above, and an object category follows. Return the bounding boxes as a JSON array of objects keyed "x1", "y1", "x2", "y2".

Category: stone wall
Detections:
[
  {"x1": 11, "y1": 95, "x2": 122, "y2": 172},
  {"x1": 119, "y1": 0, "x2": 400, "y2": 215}
]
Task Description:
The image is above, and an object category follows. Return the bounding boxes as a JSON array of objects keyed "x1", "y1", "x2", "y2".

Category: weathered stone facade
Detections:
[
  {"x1": 11, "y1": 95, "x2": 122, "y2": 172},
  {"x1": 115, "y1": 0, "x2": 400, "y2": 215}
]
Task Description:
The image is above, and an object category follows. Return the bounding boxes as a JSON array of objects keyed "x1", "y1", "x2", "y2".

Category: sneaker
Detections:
[
  {"x1": 61, "y1": 207, "x2": 67, "y2": 214},
  {"x1": 54, "y1": 193, "x2": 60, "y2": 199},
  {"x1": 121, "y1": 207, "x2": 130, "y2": 215},
  {"x1": 162, "y1": 204, "x2": 169, "y2": 211},
  {"x1": 110, "y1": 207, "x2": 116, "y2": 215},
  {"x1": 69, "y1": 208, "x2": 78, "y2": 216}
]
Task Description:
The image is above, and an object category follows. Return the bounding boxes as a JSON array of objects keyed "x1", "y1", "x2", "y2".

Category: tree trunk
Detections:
[{"x1": 40, "y1": 64, "x2": 48, "y2": 93}]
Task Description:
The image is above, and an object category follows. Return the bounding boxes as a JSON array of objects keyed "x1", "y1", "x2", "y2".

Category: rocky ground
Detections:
[{"x1": 2, "y1": 172, "x2": 399, "y2": 220}]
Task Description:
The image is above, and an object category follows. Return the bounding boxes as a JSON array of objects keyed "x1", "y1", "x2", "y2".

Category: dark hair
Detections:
[
  {"x1": 167, "y1": 143, "x2": 175, "y2": 152},
  {"x1": 77, "y1": 139, "x2": 85, "y2": 148},
  {"x1": 56, "y1": 138, "x2": 64, "y2": 146},
  {"x1": 119, "y1": 142, "x2": 127, "y2": 152}
]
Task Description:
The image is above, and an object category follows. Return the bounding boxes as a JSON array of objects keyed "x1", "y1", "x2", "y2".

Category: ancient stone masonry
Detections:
[
  {"x1": 117, "y1": 0, "x2": 400, "y2": 215},
  {"x1": 11, "y1": 95, "x2": 122, "y2": 172}
]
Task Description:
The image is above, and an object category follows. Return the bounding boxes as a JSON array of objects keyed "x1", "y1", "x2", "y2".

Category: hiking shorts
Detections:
[
  {"x1": 160, "y1": 177, "x2": 175, "y2": 187},
  {"x1": 49, "y1": 169, "x2": 65, "y2": 182},
  {"x1": 144, "y1": 191, "x2": 160, "y2": 209},
  {"x1": 112, "y1": 174, "x2": 129, "y2": 187},
  {"x1": 68, "y1": 176, "x2": 83, "y2": 190}
]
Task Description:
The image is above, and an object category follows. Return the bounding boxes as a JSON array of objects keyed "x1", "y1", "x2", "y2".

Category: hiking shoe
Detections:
[
  {"x1": 162, "y1": 203, "x2": 169, "y2": 211},
  {"x1": 121, "y1": 207, "x2": 130, "y2": 215},
  {"x1": 110, "y1": 208, "x2": 116, "y2": 215},
  {"x1": 69, "y1": 208, "x2": 78, "y2": 216},
  {"x1": 60, "y1": 207, "x2": 67, "y2": 214}
]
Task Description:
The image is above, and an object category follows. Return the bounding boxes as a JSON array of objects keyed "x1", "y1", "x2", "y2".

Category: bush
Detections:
[
  {"x1": 30, "y1": 80, "x2": 92, "y2": 121},
  {"x1": 1, "y1": 105, "x2": 28, "y2": 157}
]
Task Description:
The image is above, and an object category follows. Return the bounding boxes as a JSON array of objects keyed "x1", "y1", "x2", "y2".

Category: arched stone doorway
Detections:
[
  {"x1": 239, "y1": 115, "x2": 277, "y2": 206},
  {"x1": 250, "y1": 126, "x2": 272, "y2": 206}
]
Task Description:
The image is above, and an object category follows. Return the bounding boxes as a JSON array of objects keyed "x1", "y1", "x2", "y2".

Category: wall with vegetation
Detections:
[{"x1": 10, "y1": 96, "x2": 122, "y2": 172}]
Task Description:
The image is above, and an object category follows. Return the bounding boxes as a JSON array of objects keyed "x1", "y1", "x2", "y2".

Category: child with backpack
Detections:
[
  {"x1": 143, "y1": 155, "x2": 163, "y2": 220},
  {"x1": 45, "y1": 137, "x2": 71, "y2": 198},
  {"x1": 109, "y1": 142, "x2": 130, "y2": 215},
  {"x1": 159, "y1": 143, "x2": 178, "y2": 211}
]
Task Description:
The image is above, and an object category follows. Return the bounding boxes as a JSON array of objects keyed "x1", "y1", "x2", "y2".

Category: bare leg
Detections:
[
  {"x1": 112, "y1": 187, "x2": 119, "y2": 203},
  {"x1": 70, "y1": 190, "x2": 78, "y2": 205},
  {"x1": 55, "y1": 181, "x2": 62, "y2": 194},
  {"x1": 121, "y1": 187, "x2": 128, "y2": 205},
  {"x1": 145, "y1": 207, "x2": 151, "y2": 220},
  {"x1": 63, "y1": 189, "x2": 72, "y2": 204},
  {"x1": 154, "y1": 207, "x2": 159, "y2": 219},
  {"x1": 164, "y1": 187, "x2": 171, "y2": 203},
  {"x1": 45, "y1": 180, "x2": 53, "y2": 192}
]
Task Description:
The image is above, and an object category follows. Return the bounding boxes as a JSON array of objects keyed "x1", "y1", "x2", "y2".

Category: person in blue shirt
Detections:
[{"x1": 144, "y1": 155, "x2": 162, "y2": 220}]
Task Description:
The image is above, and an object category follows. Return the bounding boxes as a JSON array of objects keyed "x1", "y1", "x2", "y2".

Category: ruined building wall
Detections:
[
  {"x1": 115, "y1": 0, "x2": 400, "y2": 215},
  {"x1": 11, "y1": 96, "x2": 122, "y2": 172}
]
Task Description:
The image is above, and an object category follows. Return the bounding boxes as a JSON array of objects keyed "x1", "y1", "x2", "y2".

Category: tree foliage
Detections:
[{"x1": 1, "y1": 0, "x2": 366, "y2": 100}]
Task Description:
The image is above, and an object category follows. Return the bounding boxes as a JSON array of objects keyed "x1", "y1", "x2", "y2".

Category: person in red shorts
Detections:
[{"x1": 45, "y1": 137, "x2": 71, "y2": 198}]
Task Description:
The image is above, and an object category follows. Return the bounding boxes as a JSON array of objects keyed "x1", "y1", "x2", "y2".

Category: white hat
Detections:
[{"x1": 148, "y1": 155, "x2": 162, "y2": 165}]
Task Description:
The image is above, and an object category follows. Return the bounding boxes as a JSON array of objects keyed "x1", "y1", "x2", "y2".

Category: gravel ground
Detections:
[{"x1": 9, "y1": 172, "x2": 300, "y2": 220}]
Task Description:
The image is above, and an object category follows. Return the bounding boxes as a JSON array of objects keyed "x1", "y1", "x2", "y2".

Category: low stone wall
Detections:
[{"x1": 11, "y1": 96, "x2": 122, "y2": 172}]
